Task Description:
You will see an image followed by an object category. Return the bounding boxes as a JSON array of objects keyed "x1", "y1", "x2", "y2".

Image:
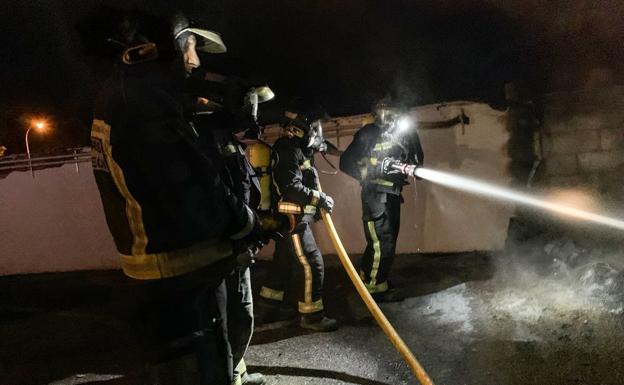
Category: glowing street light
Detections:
[{"x1": 25, "y1": 119, "x2": 49, "y2": 178}]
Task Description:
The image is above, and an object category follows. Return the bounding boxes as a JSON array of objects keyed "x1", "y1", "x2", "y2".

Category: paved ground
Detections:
[{"x1": 2, "y1": 248, "x2": 624, "y2": 385}]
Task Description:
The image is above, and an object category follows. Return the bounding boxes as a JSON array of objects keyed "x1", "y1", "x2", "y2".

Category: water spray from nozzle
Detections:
[{"x1": 389, "y1": 162, "x2": 624, "y2": 232}]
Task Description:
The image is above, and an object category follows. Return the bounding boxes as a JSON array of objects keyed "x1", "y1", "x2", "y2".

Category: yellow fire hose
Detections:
[{"x1": 320, "y1": 208, "x2": 435, "y2": 385}]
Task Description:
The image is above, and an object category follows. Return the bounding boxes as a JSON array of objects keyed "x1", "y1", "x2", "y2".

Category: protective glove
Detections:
[
  {"x1": 231, "y1": 208, "x2": 271, "y2": 267},
  {"x1": 318, "y1": 192, "x2": 334, "y2": 213},
  {"x1": 380, "y1": 157, "x2": 402, "y2": 176}
]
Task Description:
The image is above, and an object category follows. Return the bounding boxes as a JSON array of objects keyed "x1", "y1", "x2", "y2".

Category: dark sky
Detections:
[{"x1": 1, "y1": 0, "x2": 623, "y2": 153}]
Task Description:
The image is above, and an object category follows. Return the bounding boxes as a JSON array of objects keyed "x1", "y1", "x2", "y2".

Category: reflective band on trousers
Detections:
[
  {"x1": 300, "y1": 159, "x2": 312, "y2": 170},
  {"x1": 231, "y1": 359, "x2": 247, "y2": 385},
  {"x1": 292, "y1": 233, "x2": 323, "y2": 313},
  {"x1": 366, "y1": 220, "x2": 382, "y2": 289},
  {"x1": 299, "y1": 298, "x2": 323, "y2": 313},
  {"x1": 360, "y1": 271, "x2": 389, "y2": 294},
  {"x1": 259, "y1": 286, "x2": 284, "y2": 301}
]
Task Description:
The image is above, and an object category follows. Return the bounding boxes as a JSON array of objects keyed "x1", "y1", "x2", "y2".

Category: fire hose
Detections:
[{"x1": 318, "y1": 184, "x2": 435, "y2": 385}]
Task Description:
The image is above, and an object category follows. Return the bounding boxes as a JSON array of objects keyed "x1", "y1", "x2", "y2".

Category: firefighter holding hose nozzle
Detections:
[
  {"x1": 254, "y1": 106, "x2": 339, "y2": 332},
  {"x1": 339, "y1": 98, "x2": 424, "y2": 303}
]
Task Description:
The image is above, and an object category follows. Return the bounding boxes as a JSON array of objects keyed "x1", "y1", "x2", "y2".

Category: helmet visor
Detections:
[{"x1": 307, "y1": 120, "x2": 325, "y2": 149}]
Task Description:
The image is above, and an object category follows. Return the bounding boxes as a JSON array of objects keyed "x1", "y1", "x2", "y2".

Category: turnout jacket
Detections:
[
  {"x1": 339, "y1": 122, "x2": 424, "y2": 219},
  {"x1": 90, "y1": 63, "x2": 253, "y2": 279},
  {"x1": 271, "y1": 137, "x2": 323, "y2": 217}
]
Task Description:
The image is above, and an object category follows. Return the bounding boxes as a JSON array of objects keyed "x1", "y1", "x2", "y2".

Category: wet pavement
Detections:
[{"x1": 3, "y1": 250, "x2": 624, "y2": 385}]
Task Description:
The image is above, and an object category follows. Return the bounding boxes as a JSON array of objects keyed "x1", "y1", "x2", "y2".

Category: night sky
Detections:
[{"x1": 1, "y1": 0, "x2": 623, "y2": 154}]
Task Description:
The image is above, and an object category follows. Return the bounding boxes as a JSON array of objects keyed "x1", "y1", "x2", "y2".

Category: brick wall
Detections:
[{"x1": 537, "y1": 86, "x2": 624, "y2": 188}]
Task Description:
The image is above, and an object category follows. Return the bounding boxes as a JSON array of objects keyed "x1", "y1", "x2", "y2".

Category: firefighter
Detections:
[
  {"x1": 190, "y1": 75, "x2": 274, "y2": 385},
  {"x1": 339, "y1": 99, "x2": 424, "y2": 302},
  {"x1": 82, "y1": 9, "x2": 267, "y2": 385},
  {"x1": 255, "y1": 107, "x2": 339, "y2": 332}
]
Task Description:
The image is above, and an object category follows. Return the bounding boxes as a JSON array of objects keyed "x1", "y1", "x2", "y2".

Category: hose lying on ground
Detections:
[{"x1": 319, "y1": 208, "x2": 435, "y2": 385}]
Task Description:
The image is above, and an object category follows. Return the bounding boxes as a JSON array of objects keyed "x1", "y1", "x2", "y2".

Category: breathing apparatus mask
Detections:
[
  {"x1": 283, "y1": 110, "x2": 327, "y2": 152},
  {"x1": 374, "y1": 101, "x2": 413, "y2": 139},
  {"x1": 375, "y1": 103, "x2": 400, "y2": 129},
  {"x1": 302, "y1": 120, "x2": 323, "y2": 151}
]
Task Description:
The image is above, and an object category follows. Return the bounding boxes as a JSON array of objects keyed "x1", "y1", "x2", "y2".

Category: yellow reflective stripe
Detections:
[
  {"x1": 310, "y1": 190, "x2": 320, "y2": 206},
  {"x1": 373, "y1": 142, "x2": 394, "y2": 151},
  {"x1": 120, "y1": 254, "x2": 162, "y2": 280},
  {"x1": 278, "y1": 201, "x2": 302, "y2": 214},
  {"x1": 300, "y1": 159, "x2": 312, "y2": 170},
  {"x1": 371, "y1": 178, "x2": 394, "y2": 186},
  {"x1": 364, "y1": 280, "x2": 389, "y2": 294},
  {"x1": 367, "y1": 220, "x2": 381, "y2": 288},
  {"x1": 298, "y1": 299, "x2": 324, "y2": 314},
  {"x1": 259, "y1": 286, "x2": 284, "y2": 301},
  {"x1": 369, "y1": 157, "x2": 378, "y2": 166},
  {"x1": 119, "y1": 239, "x2": 232, "y2": 280},
  {"x1": 223, "y1": 144, "x2": 237, "y2": 155},
  {"x1": 231, "y1": 358, "x2": 247, "y2": 385},
  {"x1": 91, "y1": 119, "x2": 148, "y2": 255},
  {"x1": 303, "y1": 205, "x2": 317, "y2": 215},
  {"x1": 292, "y1": 234, "x2": 313, "y2": 307}
]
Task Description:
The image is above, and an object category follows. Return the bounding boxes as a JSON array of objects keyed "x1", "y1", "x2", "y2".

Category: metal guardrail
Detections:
[{"x1": 0, "y1": 148, "x2": 91, "y2": 174}]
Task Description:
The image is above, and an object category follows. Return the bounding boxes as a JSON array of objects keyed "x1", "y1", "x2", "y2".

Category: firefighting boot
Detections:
[
  {"x1": 299, "y1": 311, "x2": 339, "y2": 332},
  {"x1": 240, "y1": 372, "x2": 266, "y2": 385},
  {"x1": 254, "y1": 298, "x2": 297, "y2": 325},
  {"x1": 371, "y1": 287, "x2": 406, "y2": 303}
]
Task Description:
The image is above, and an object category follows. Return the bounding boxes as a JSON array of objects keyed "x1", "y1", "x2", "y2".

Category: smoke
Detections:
[
  {"x1": 492, "y1": 210, "x2": 624, "y2": 328},
  {"x1": 414, "y1": 166, "x2": 624, "y2": 325}
]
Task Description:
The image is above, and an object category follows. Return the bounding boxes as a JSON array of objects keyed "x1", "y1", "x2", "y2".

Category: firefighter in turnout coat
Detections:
[
  {"x1": 339, "y1": 100, "x2": 424, "y2": 303},
  {"x1": 255, "y1": 108, "x2": 339, "y2": 332}
]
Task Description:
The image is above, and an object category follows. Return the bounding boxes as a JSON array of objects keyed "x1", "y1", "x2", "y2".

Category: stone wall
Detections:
[{"x1": 537, "y1": 86, "x2": 624, "y2": 191}]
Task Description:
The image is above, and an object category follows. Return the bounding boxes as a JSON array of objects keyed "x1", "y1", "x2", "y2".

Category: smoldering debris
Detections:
[
  {"x1": 413, "y1": 230, "x2": 624, "y2": 347},
  {"x1": 497, "y1": 223, "x2": 624, "y2": 304}
]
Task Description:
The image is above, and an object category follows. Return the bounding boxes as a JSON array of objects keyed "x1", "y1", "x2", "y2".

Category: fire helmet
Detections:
[
  {"x1": 77, "y1": 8, "x2": 225, "y2": 65},
  {"x1": 373, "y1": 99, "x2": 402, "y2": 128},
  {"x1": 282, "y1": 105, "x2": 328, "y2": 151},
  {"x1": 171, "y1": 13, "x2": 227, "y2": 54}
]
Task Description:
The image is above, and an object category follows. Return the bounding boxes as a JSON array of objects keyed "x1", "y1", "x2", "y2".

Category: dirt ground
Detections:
[{"x1": 2, "y1": 232, "x2": 624, "y2": 385}]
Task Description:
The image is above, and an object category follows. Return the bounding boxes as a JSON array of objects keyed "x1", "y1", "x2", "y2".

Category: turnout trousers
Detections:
[
  {"x1": 360, "y1": 193, "x2": 402, "y2": 294},
  {"x1": 226, "y1": 267, "x2": 254, "y2": 385},
  {"x1": 259, "y1": 215, "x2": 325, "y2": 314},
  {"x1": 139, "y1": 257, "x2": 236, "y2": 385}
]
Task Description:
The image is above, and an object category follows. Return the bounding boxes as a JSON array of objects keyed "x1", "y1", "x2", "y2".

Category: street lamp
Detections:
[{"x1": 25, "y1": 119, "x2": 48, "y2": 177}]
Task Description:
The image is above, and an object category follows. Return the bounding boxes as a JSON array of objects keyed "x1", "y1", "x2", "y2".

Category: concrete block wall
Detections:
[{"x1": 539, "y1": 86, "x2": 624, "y2": 186}]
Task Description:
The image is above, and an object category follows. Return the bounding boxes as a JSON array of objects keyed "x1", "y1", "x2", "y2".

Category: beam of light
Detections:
[{"x1": 414, "y1": 167, "x2": 624, "y2": 231}]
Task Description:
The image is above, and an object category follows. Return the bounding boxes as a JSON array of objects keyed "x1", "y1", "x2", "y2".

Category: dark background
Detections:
[{"x1": 1, "y1": 0, "x2": 623, "y2": 154}]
